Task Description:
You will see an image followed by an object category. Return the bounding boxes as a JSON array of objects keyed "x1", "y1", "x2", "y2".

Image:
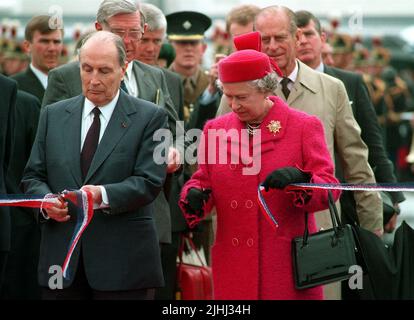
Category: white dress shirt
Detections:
[
  {"x1": 30, "y1": 63, "x2": 48, "y2": 89},
  {"x1": 123, "y1": 61, "x2": 138, "y2": 97},
  {"x1": 81, "y1": 90, "x2": 120, "y2": 208},
  {"x1": 315, "y1": 61, "x2": 325, "y2": 73},
  {"x1": 277, "y1": 60, "x2": 299, "y2": 91}
]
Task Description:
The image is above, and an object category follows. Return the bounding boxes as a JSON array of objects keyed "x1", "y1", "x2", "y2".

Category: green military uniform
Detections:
[
  {"x1": 166, "y1": 11, "x2": 212, "y2": 126},
  {"x1": 169, "y1": 65, "x2": 209, "y2": 123}
]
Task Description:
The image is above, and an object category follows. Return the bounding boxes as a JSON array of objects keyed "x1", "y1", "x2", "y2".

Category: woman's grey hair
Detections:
[
  {"x1": 79, "y1": 31, "x2": 127, "y2": 67},
  {"x1": 217, "y1": 72, "x2": 279, "y2": 94},
  {"x1": 97, "y1": 0, "x2": 146, "y2": 29},
  {"x1": 248, "y1": 72, "x2": 279, "y2": 93},
  {"x1": 140, "y1": 3, "x2": 167, "y2": 33}
]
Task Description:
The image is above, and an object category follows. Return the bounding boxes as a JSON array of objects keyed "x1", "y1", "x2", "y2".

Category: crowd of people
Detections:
[{"x1": 0, "y1": 0, "x2": 413, "y2": 300}]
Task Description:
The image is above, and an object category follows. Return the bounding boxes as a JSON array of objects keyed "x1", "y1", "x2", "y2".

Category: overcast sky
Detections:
[{"x1": 1, "y1": 0, "x2": 413, "y2": 16}]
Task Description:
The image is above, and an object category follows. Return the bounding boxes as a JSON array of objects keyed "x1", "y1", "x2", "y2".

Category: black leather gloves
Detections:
[
  {"x1": 262, "y1": 167, "x2": 311, "y2": 191},
  {"x1": 184, "y1": 188, "x2": 212, "y2": 217}
]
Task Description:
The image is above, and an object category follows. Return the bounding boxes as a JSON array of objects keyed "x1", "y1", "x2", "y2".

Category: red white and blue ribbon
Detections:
[
  {"x1": 258, "y1": 182, "x2": 414, "y2": 230},
  {"x1": 60, "y1": 190, "x2": 94, "y2": 279},
  {"x1": 287, "y1": 182, "x2": 414, "y2": 192},
  {"x1": 0, "y1": 194, "x2": 61, "y2": 209},
  {"x1": 257, "y1": 186, "x2": 279, "y2": 230},
  {"x1": 0, "y1": 190, "x2": 94, "y2": 280}
]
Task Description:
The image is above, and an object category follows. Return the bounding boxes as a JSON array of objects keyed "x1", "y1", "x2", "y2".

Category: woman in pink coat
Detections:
[{"x1": 179, "y1": 50, "x2": 340, "y2": 300}]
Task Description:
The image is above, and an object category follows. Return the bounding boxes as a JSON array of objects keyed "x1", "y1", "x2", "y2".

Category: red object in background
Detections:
[
  {"x1": 372, "y1": 37, "x2": 383, "y2": 47},
  {"x1": 73, "y1": 29, "x2": 81, "y2": 41},
  {"x1": 397, "y1": 146, "x2": 409, "y2": 170},
  {"x1": 330, "y1": 19, "x2": 339, "y2": 30},
  {"x1": 11, "y1": 26, "x2": 16, "y2": 38}
]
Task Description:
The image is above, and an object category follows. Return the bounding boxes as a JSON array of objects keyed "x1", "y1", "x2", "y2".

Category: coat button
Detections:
[
  {"x1": 247, "y1": 238, "x2": 254, "y2": 247},
  {"x1": 229, "y1": 164, "x2": 237, "y2": 170},
  {"x1": 232, "y1": 238, "x2": 239, "y2": 247},
  {"x1": 230, "y1": 200, "x2": 238, "y2": 209},
  {"x1": 245, "y1": 200, "x2": 253, "y2": 209}
]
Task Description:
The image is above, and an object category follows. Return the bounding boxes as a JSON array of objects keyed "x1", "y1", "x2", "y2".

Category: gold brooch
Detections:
[{"x1": 267, "y1": 120, "x2": 282, "y2": 135}]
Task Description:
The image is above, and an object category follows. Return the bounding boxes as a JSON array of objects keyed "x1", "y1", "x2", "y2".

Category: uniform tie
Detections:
[
  {"x1": 183, "y1": 77, "x2": 195, "y2": 121},
  {"x1": 81, "y1": 107, "x2": 101, "y2": 179},
  {"x1": 280, "y1": 77, "x2": 291, "y2": 99}
]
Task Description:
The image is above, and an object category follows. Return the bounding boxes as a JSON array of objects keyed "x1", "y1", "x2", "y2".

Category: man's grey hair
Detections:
[
  {"x1": 217, "y1": 72, "x2": 279, "y2": 93},
  {"x1": 255, "y1": 6, "x2": 298, "y2": 36},
  {"x1": 140, "y1": 3, "x2": 166, "y2": 33},
  {"x1": 96, "y1": 0, "x2": 145, "y2": 29},
  {"x1": 80, "y1": 31, "x2": 127, "y2": 67}
]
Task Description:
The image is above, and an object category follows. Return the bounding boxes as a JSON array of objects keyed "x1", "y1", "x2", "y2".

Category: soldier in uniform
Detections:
[
  {"x1": 330, "y1": 33, "x2": 354, "y2": 70},
  {"x1": 355, "y1": 46, "x2": 389, "y2": 141},
  {"x1": 166, "y1": 11, "x2": 212, "y2": 128}
]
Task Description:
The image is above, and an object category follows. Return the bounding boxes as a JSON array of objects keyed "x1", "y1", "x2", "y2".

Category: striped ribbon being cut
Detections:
[
  {"x1": 258, "y1": 182, "x2": 414, "y2": 230},
  {"x1": 0, "y1": 189, "x2": 94, "y2": 280}
]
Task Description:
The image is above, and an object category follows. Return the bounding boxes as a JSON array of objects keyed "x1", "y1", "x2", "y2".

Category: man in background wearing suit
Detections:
[
  {"x1": 43, "y1": 0, "x2": 183, "y2": 169},
  {"x1": 295, "y1": 10, "x2": 405, "y2": 234},
  {"x1": 22, "y1": 31, "x2": 168, "y2": 300},
  {"x1": 11, "y1": 15, "x2": 63, "y2": 101},
  {"x1": 136, "y1": 3, "x2": 184, "y2": 120},
  {"x1": 0, "y1": 74, "x2": 17, "y2": 292},
  {"x1": 134, "y1": 3, "x2": 186, "y2": 300}
]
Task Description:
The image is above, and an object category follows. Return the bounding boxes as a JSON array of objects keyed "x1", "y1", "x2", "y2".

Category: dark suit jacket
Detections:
[
  {"x1": 6, "y1": 90, "x2": 40, "y2": 226},
  {"x1": 162, "y1": 68, "x2": 184, "y2": 121},
  {"x1": 324, "y1": 65, "x2": 405, "y2": 221},
  {"x1": 11, "y1": 67, "x2": 45, "y2": 102},
  {"x1": 42, "y1": 60, "x2": 184, "y2": 244},
  {"x1": 22, "y1": 91, "x2": 168, "y2": 290},
  {"x1": 0, "y1": 75, "x2": 17, "y2": 252}
]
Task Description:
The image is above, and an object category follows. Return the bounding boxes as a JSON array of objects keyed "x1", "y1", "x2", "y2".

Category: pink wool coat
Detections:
[{"x1": 180, "y1": 96, "x2": 340, "y2": 300}]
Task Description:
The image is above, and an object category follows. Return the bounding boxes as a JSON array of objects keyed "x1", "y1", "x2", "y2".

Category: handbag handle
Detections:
[
  {"x1": 177, "y1": 234, "x2": 207, "y2": 267},
  {"x1": 302, "y1": 190, "x2": 342, "y2": 246}
]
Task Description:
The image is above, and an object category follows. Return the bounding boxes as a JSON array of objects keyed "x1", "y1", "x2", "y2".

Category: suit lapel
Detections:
[
  {"x1": 287, "y1": 82, "x2": 304, "y2": 106},
  {"x1": 84, "y1": 92, "x2": 135, "y2": 183},
  {"x1": 288, "y1": 61, "x2": 318, "y2": 106},
  {"x1": 26, "y1": 67, "x2": 45, "y2": 99},
  {"x1": 133, "y1": 61, "x2": 156, "y2": 102},
  {"x1": 63, "y1": 96, "x2": 84, "y2": 187},
  {"x1": 324, "y1": 65, "x2": 335, "y2": 78}
]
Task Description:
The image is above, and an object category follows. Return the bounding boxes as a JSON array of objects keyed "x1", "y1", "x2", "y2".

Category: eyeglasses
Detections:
[{"x1": 110, "y1": 28, "x2": 143, "y2": 41}]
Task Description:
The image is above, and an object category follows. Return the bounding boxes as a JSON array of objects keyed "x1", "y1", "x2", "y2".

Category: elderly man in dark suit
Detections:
[
  {"x1": 295, "y1": 10, "x2": 405, "y2": 233},
  {"x1": 11, "y1": 15, "x2": 63, "y2": 101},
  {"x1": 22, "y1": 31, "x2": 168, "y2": 300},
  {"x1": 0, "y1": 74, "x2": 17, "y2": 291},
  {"x1": 42, "y1": 0, "x2": 184, "y2": 281}
]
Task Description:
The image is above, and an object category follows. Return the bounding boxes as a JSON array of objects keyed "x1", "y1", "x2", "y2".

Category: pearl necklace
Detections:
[{"x1": 246, "y1": 122, "x2": 261, "y2": 135}]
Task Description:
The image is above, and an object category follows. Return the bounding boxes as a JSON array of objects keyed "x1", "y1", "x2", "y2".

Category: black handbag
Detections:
[{"x1": 292, "y1": 190, "x2": 360, "y2": 289}]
